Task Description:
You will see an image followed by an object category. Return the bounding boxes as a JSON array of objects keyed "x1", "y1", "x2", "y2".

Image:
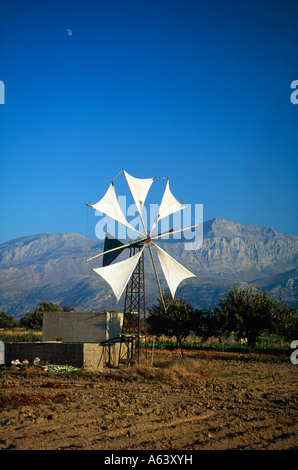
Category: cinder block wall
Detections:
[
  {"x1": 42, "y1": 311, "x2": 123, "y2": 343},
  {"x1": 4, "y1": 342, "x2": 120, "y2": 370}
]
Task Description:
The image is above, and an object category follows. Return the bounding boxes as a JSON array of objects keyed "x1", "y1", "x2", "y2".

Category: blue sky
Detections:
[{"x1": 0, "y1": 0, "x2": 297, "y2": 244}]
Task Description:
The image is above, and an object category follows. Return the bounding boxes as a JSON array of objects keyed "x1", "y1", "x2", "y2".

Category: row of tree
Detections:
[
  {"x1": 0, "y1": 301, "x2": 73, "y2": 330},
  {"x1": 147, "y1": 286, "x2": 297, "y2": 351},
  {"x1": 0, "y1": 286, "x2": 297, "y2": 351}
]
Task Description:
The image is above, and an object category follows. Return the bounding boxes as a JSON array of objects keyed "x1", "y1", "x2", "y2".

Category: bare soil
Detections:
[{"x1": 0, "y1": 349, "x2": 297, "y2": 451}]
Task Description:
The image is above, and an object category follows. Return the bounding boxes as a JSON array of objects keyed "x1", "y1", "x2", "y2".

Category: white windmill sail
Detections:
[
  {"x1": 124, "y1": 170, "x2": 155, "y2": 230},
  {"x1": 85, "y1": 170, "x2": 198, "y2": 311},
  {"x1": 150, "y1": 179, "x2": 186, "y2": 235},
  {"x1": 92, "y1": 248, "x2": 144, "y2": 303},
  {"x1": 87, "y1": 182, "x2": 142, "y2": 236},
  {"x1": 154, "y1": 244, "x2": 196, "y2": 298}
]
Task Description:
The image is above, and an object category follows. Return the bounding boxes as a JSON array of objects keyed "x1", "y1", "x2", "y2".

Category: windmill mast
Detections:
[{"x1": 123, "y1": 243, "x2": 147, "y2": 363}]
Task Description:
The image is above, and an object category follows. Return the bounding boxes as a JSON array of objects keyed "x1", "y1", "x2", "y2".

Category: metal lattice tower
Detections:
[{"x1": 123, "y1": 244, "x2": 147, "y2": 362}]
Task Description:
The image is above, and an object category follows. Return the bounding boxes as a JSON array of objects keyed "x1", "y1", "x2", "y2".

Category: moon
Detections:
[{"x1": 66, "y1": 29, "x2": 72, "y2": 37}]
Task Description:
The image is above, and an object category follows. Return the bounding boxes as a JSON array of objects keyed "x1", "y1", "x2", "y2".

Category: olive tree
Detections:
[
  {"x1": 147, "y1": 291, "x2": 196, "y2": 355},
  {"x1": 0, "y1": 311, "x2": 18, "y2": 329},
  {"x1": 210, "y1": 285, "x2": 296, "y2": 350},
  {"x1": 20, "y1": 301, "x2": 72, "y2": 331}
]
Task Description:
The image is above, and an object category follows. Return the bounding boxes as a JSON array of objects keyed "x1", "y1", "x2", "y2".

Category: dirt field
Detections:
[{"x1": 0, "y1": 349, "x2": 297, "y2": 452}]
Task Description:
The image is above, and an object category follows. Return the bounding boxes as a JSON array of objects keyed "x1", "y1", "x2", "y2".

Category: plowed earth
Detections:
[{"x1": 0, "y1": 349, "x2": 297, "y2": 452}]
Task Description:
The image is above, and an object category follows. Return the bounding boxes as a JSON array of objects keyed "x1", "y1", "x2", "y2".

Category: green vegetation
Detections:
[
  {"x1": 207, "y1": 285, "x2": 297, "y2": 350},
  {"x1": 147, "y1": 291, "x2": 196, "y2": 355},
  {"x1": 145, "y1": 334, "x2": 290, "y2": 357},
  {"x1": 20, "y1": 301, "x2": 73, "y2": 330},
  {"x1": 147, "y1": 285, "x2": 297, "y2": 354},
  {"x1": 0, "y1": 331, "x2": 41, "y2": 343},
  {"x1": 0, "y1": 311, "x2": 18, "y2": 329},
  {"x1": 0, "y1": 301, "x2": 74, "y2": 332}
]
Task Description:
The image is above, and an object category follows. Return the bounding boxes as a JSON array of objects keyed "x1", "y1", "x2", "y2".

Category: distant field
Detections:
[{"x1": 0, "y1": 329, "x2": 42, "y2": 343}]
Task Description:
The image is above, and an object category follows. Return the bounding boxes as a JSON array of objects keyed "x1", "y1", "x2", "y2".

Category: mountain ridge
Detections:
[{"x1": 1, "y1": 218, "x2": 297, "y2": 318}]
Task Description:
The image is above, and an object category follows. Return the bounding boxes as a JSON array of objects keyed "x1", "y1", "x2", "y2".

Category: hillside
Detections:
[{"x1": 0, "y1": 218, "x2": 297, "y2": 318}]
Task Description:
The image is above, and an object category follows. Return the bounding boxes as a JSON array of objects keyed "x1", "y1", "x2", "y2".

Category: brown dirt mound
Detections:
[{"x1": 0, "y1": 392, "x2": 73, "y2": 409}]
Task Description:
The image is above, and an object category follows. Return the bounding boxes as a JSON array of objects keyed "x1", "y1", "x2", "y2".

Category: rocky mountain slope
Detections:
[{"x1": 0, "y1": 218, "x2": 297, "y2": 318}]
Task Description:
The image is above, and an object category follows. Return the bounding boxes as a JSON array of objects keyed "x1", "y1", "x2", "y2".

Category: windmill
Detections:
[{"x1": 85, "y1": 169, "x2": 199, "y2": 362}]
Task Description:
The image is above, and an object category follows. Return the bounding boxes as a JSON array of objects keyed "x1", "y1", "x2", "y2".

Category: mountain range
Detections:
[{"x1": 0, "y1": 218, "x2": 297, "y2": 319}]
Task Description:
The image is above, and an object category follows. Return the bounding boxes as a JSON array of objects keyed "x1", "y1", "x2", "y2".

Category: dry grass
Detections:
[
  {"x1": 115, "y1": 354, "x2": 213, "y2": 383},
  {"x1": 0, "y1": 329, "x2": 42, "y2": 343},
  {"x1": 0, "y1": 328, "x2": 41, "y2": 336}
]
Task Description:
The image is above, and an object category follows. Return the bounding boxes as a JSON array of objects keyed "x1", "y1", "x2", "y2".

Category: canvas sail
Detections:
[
  {"x1": 124, "y1": 170, "x2": 155, "y2": 230},
  {"x1": 88, "y1": 182, "x2": 142, "y2": 236},
  {"x1": 92, "y1": 248, "x2": 144, "y2": 302},
  {"x1": 150, "y1": 179, "x2": 186, "y2": 234},
  {"x1": 154, "y1": 244, "x2": 196, "y2": 298}
]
